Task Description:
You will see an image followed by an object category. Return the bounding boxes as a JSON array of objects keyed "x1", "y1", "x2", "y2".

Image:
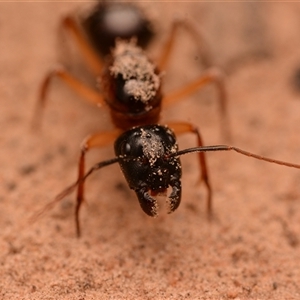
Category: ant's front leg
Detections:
[
  {"x1": 167, "y1": 121, "x2": 212, "y2": 215},
  {"x1": 76, "y1": 129, "x2": 121, "y2": 237}
]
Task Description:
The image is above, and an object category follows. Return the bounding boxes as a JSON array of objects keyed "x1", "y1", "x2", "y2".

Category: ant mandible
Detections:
[{"x1": 33, "y1": 2, "x2": 229, "y2": 236}]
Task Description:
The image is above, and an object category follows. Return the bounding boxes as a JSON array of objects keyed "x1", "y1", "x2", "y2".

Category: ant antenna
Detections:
[
  {"x1": 29, "y1": 157, "x2": 119, "y2": 234},
  {"x1": 173, "y1": 145, "x2": 300, "y2": 170},
  {"x1": 30, "y1": 143, "x2": 300, "y2": 238}
]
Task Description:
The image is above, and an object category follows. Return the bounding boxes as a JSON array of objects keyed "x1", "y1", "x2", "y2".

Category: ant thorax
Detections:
[
  {"x1": 109, "y1": 40, "x2": 161, "y2": 109},
  {"x1": 101, "y1": 40, "x2": 162, "y2": 129}
]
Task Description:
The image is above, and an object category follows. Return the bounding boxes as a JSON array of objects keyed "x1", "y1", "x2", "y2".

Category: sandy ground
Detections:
[{"x1": 1, "y1": 1, "x2": 300, "y2": 299}]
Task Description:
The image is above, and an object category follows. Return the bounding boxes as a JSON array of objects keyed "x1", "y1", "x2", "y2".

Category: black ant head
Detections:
[
  {"x1": 114, "y1": 125, "x2": 182, "y2": 217},
  {"x1": 102, "y1": 40, "x2": 162, "y2": 117},
  {"x1": 84, "y1": 2, "x2": 154, "y2": 56},
  {"x1": 45, "y1": 124, "x2": 300, "y2": 238}
]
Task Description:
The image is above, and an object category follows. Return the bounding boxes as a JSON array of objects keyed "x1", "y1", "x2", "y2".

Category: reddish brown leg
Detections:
[
  {"x1": 76, "y1": 129, "x2": 121, "y2": 237},
  {"x1": 167, "y1": 121, "x2": 212, "y2": 215},
  {"x1": 157, "y1": 18, "x2": 213, "y2": 71},
  {"x1": 32, "y1": 67, "x2": 104, "y2": 129},
  {"x1": 163, "y1": 67, "x2": 230, "y2": 141},
  {"x1": 62, "y1": 16, "x2": 103, "y2": 76}
]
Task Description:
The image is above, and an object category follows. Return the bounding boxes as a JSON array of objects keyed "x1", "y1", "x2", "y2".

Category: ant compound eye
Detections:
[
  {"x1": 120, "y1": 141, "x2": 131, "y2": 155},
  {"x1": 167, "y1": 132, "x2": 176, "y2": 145},
  {"x1": 118, "y1": 138, "x2": 144, "y2": 157}
]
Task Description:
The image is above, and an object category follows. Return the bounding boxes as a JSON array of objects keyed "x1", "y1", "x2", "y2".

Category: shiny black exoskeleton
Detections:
[
  {"x1": 114, "y1": 125, "x2": 182, "y2": 217},
  {"x1": 34, "y1": 124, "x2": 300, "y2": 238},
  {"x1": 83, "y1": 2, "x2": 154, "y2": 56}
]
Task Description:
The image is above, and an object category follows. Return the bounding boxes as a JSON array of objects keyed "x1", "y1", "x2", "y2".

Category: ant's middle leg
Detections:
[
  {"x1": 163, "y1": 67, "x2": 230, "y2": 141},
  {"x1": 76, "y1": 129, "x2": 121, "y2": 237},
  {"x1": 167, "y1": 121, "x2": 212, "y2": 215},
  {"x1": 33, "y1": 67, "x2": 105, "y2": 129}
]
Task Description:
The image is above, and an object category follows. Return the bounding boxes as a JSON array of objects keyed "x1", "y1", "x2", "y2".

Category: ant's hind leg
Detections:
[
  {"x1": 62, "y1": 16, "x2": 103, "y2": 76},
  {"x1": 158, "y1": 19, "x2": 230, "y2": 141},
  {"x1": 163, "y1": 67, "x2": 230, "y2": 141},
  {"x1": 32, "y1": 67, "x2": 104, "y2": 129},
  {"x1": 167, "y1": 121, "x2": 212, "y2": 215},
  {"x1": 157, "y1": 18, "x2": 213, "y2": 71},
  {"x1": 75, "y1": 129, "x2": 121, "y2": 237}
]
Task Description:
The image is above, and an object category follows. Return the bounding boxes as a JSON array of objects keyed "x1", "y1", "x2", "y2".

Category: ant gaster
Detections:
[
  {"x1": 82, "y1": 1, "x2": 155, "y2": 57},
  {"x1": 60, "y1": 1, "x2": 213, "y2": 71},
  {"x1": 33, "y1": 2, "x2": 230, "y2": 236}
]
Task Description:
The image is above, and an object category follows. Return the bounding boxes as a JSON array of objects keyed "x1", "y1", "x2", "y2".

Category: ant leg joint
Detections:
[
  {"x1": 80, "y1": 141, "x2": 89, "y2": 153},
  {"x1": 207, "y1": 67, "x2": 225, "y2": 81},
  {"x1": 80, "y1": 134, "x2": 94, "y2": 152}
]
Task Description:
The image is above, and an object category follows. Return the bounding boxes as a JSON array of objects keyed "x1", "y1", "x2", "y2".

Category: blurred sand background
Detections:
[{"x1": 1, "y1": 1, "x2": 300, "y2": 299}]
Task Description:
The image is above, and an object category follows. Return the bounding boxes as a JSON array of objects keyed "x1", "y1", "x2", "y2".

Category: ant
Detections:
[
  {"x1": 32, "y1": 2, "x2": 229, "y2": 236},
  {"x1": 34, "y1": 124, "x2": 300, "y2": 237}
]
